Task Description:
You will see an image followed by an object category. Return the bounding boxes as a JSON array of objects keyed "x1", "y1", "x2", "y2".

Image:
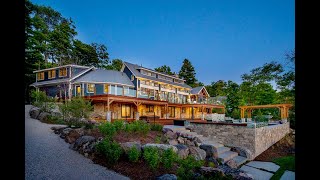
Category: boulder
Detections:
[
  {"x1": 50, "y1": 111, "x2": 62, "y2": 117},
  {"x1": 226, "y1": 159, "x2": 238, "y2": 169},
  {"x1": 230, "y1": 147, "x2": 253, "y2": 160},
  {"x1": 142, "y1": 143, "x2": 178, "y2": 153},
  {"x1": 174, "y1": 144, "x2": 189, "y2": 159},
  {"x1": 74, "y1": 127, "x2": 85, "y2": 136},
  {"x1": 189, "y1": 146, "x2": 206, "y2": 160},
  {"x1": 65, "y1": 129, "x2": 81, "y2": 144},
  {"x1": 164, "y1": 131, "x2": 177, "y2": 140},
  {"x1": 72, "y1": 136, "x2": 96, "y2": 151},
  {"x1": 29, "y1": 107, "x2": 41, "y2": 119},
  {"x1": 234, "y1": 172, "x2": 254, "y2": 180},
  {"x1": 51, "y1": 126, "x2": 65, "y2": 134},
  {"x1": 200, "y1": 166, "x2": 225, "y2": 176},
  {"x1": 193, "y1": 137, "x2": 202, "y2": 144},
  {"x1": 156, "y1": 174, "x2": 177, "y2": 180},
  {"x1": 162, "y1": 128, "x2": 173, "y2": 134},
  {"x1": 168, "y1": 139, "x2": 178, "y2": 145},
  {"x1": 120, "y1": 141, "x2": 142, "y2": 153},
  {"x1": 89, "y1": 112, "x2": 103, "y2": 120},
  {"x1": 38, "y1": 112, "x2": 50, "y2": 122},
  {"x1": 207, "y1": 157, "x2": 220, "y2": 166},
  {"x1": 185, "y1": 139, "x2": 195, "y2": 146},
  {"x1": 199, "y1": 144, "x2": 218, "y2": 158},
  {"x1": 185, "y1": 125, "x2": 194, "y2": 132},
  {"x1": 177, "y1": 137, "x2": 185, "y2": 144}
]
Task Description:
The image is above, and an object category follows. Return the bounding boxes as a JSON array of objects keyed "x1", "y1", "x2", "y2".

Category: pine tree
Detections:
[{"x1": 178, "y1": 59, "x2": 197, "y2": 87}]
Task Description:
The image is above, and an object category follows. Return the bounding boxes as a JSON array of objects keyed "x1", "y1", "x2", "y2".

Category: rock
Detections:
[
  {"x1": 29, "y1": 107, "x2": 41, "y2": 119},
  {"x1": 164, "y1": 131, "x2": 177, "y2": 140},
  {"x1": 37, "y1": 112, "x2": 50, "y2": 122},
  {"x1": 120, "y1": 141, "x2": 142, "y2": 153},
  {"x1": 89, "y1": 112, "x2": 102, "y2": 120},
  {"x1": 142, "y1": 143, "x2": 178, "y2": 153},
  {"x1": 156, "y1": 174, "x2": 177, "y2": 180},
  {"x1": 230, "y1": 147, "x2": 253, "y2": 160},
  {"x1": 189, "y1": 146, "x2": 206, "y2": 160},
  {"x1": 185, "y1": 125, "x2": 194, "y2": 132},
  {"x1": 200, "y1": 166, "x2": 225, "y2": 176},
  {"x1": 162, "y1": 128, "x2": 173, "y2": 134},
  {"x1": 51, "y1": 126, "x2": 65, "y2": 134},
  {"x1": 72, "y1": 136, "x2": 96, "y2": 151},
  {"x1": 226, "y1": 159, "x2": 238, "y2": 169},
  {"x1": 50, "y1": 111, "x2": 62, "y2": 117},
  {"x1": 207, "y1": 157, "x2": 220, "y2": 166},
  {"x1": 185, "y1": 139, "x2": 195, "y2": 146},
  {"x1": 193, "y1": 137, "x2": 202, "y2": 143},
  {"x1": 177, "y1": 137, "x2": 185, "y2": 144},
  {"x1": 65, "y1": 129, "x2": 81, "y2": 144},
  {"x1": 74, "y1": 128, "x2": 85, "y2": 136},
  {"x1": 194, "y1": 141, "x2": 201, "y2": 147},
  {"x1": 62, "y1": 128, "x2": 73, "y2": 135},
  {"x1": 174, "y1": 144, "x2": 189, "y2": 159},
  {"x1": 168, "y1": 139, "x2": 178, "y2": 145},
  {"x1": 234, "y1": 172, "x2": 254, "y2": 180},
  {"x1": 199, "y1": 144, "x2": 218, "y2": 158}
]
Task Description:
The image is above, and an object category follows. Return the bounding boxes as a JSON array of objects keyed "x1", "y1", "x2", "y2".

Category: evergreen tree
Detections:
[
  {"x1": 178, "y1": 59, "x2": 197, "y2": 87},
  {"x1": 155, "y1": 65, "x2": 174, "y2": 75}
]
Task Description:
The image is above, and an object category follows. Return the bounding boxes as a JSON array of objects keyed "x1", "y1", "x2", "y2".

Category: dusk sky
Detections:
[{"x1": 31, "y1": 0, "x2": 295, "y2": 85}]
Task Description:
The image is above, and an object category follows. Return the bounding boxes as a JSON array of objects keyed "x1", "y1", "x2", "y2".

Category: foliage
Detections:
[
  {"x1": 143, "y1": 146, "x2": 161, "y2": 170},
  {"x1": 271, "y1": 156, "x2": 295, "y2": 180},
  {"x1": 98, "y1": 122, "x2": 116, "y2": 140},
  {"x1": 155, "y1": 65, "x2": 174, "y2": 75},
  {"x1": 254, "y1": 114, "x2": 269, "y2": 122},
  {"x1": 208, "y1": 161, "x2": 216, "y2": 168},
  {"x1": 113, "y1": 120, "x2": 125, "y2": 132},
  {"x1": 231, "y1": 109, "x2": 240, "y2": 119},
  {"x1": 30, "y1": 90, "x2": 55, "y2": 112},
  {"x1": 45, "y1": 115, "x2": 65, "y2": 125},
  {"x1": 150, "y1": 124, "x2": 163, "y2": 131},
  {"x1": 67, "y1": 97, "x2": 93, "y2": 118},
  {"x1": 127, "y1": 120, "x2": 151, "y2": 135},
  {"x1": 105, "y1": 59, "x2": 123, "y2": 71},
  {"x1": 288, "y1": 105, "x2": 295, "y2": 129},
  {"x1": 128, "y1": 146, "x2": 141, "y2": 163},
  {"x1": 179, "y1": 59, "x2": 198, "y2": 87},
  {"x1": 162, "y1": 148, "x2": 178, "y2": 170},
  {"x1": 154, "y1": 135, "x2": 161, "y2": 144},
  {"x1": 177, "y1": 156, "x2": 204, "y2": 180},
  {"x1": 95, "y1": 139, "x2": 123, "y2": 165}
]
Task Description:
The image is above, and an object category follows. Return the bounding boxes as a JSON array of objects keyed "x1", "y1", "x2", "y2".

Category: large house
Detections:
[{"x1": 30, "y1": 62, "x2": 225, "y2": 122}]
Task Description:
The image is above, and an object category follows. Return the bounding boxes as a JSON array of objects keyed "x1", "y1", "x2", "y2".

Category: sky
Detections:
[{"x1": 31, "y1": 0, "x2": 295, "y2": 85}]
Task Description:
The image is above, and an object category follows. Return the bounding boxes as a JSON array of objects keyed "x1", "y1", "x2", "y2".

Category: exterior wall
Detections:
[
  {"x1": 189, "y1": 122, "x2": 290, "y2": 159},
  {"x1": 123, "y1": 66, "x2": 137, "y2": 90},
  {"x1": 39, "y1": 85, "x2": 68, "y2": 98},
  {"x1": 93, "y1": 102, "x2": 135, "y2": 120},
  {"x1": 37, "y1": 67, "x2": 70, "y2": 82},
  {"x1": 138, "y1": 105, "x2": 162, "y2": 117}
]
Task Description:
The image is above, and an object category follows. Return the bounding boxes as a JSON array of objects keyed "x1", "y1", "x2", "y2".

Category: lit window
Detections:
[
  {"x1": 121, "y1": 104, "x2": 131, "y2": 118},
  {"x1": 87, "y1": 84, "x2": 95, "y2": 93},
  {"x1": 59, "y1": 68, "x2": 67, "y2": 77},
  {"x1": 48, "y1": 70, "x2": 56, "y2": 79},
  {"x1": 37, "y1": 72, "x2": 44, "y2": 80},
  {"x1": 104, "y1": 84, "x2": 108, "y2": 94}
]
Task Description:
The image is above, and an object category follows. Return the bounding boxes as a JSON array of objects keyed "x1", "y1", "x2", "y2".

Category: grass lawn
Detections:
[{"x1": 270, "y1": 156, "x2": 295, "y2": 180}]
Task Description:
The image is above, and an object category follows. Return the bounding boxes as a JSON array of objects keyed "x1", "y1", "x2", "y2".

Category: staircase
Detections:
[{"x1": 163, "y1": 125, "x2": 248, "y2": 168}]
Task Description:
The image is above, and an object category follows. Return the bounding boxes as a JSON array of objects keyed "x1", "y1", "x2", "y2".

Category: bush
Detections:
[
  {"x1": 162, "y1": 148, "x2": 178, "y2": 169},
  {"x1": 98, "y1": 122, "x2": 116, "y2": 139},
  {"x1": 177, "y1": 156, "x2": 204, "y2": 180},
  {"x1": 31, "y1": 90, "x2": 55, "y2": 113},
  {"x1": 95, "y1": 139, "x2": 123, "y2": 165},
  {"x1": 113, "y1": 120, "x2": 125, "y2": 132},
  {"x1": 67, "y1": 97, "x2": 93, "y2": 119},
  {"x1": 154, "y1": 135, "x2": 161, "y2": 144},
  {"x1": 231, "y1": 109, "x2": 240, "y2": 119},
  {"x1": 150, "y1": 124, "x2": 163, "y2": 131},
  {"x1": 128, "y1": 146, "x2": 141, "y2": 163},
  {"x1": 45, "y1": 115, "x2": 65, "y2": 125},
  {"x1": 143, "y1": 146, "x2": 161, "y2": 170},
  {"x1": 126, "y1": 120, "x2": 150, "y2": 135}
]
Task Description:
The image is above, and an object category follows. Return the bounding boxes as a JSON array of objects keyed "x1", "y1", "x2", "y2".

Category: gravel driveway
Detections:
[{"x1": 25, "y1": 105, "x2": 129, "y2": 180}]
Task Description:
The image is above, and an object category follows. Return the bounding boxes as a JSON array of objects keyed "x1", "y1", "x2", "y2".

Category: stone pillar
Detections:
[
  {"x1": 241, "y1": 118, "x2": 246, "y2": 123},
  {"x1": 106, "y1": 111, "x2": 112, "y2": 122},
  {"x1": 135, "y1": 112, "x2": 140, "y2": 120},
  {"x1": 247, "y1": 118, "x2": 252, "y2": 122}
]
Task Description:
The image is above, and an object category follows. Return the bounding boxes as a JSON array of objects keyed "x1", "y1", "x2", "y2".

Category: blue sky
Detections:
[{"x1": 31, "y1": 0, "x2": 295, "y2": 85}]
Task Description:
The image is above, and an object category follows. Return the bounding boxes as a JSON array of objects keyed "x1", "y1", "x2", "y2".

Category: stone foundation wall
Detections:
[{"x1": 190, "y1": 122, "x2": 290, "y2": 159}]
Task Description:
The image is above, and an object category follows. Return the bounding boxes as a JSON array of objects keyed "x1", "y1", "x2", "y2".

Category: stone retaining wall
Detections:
[{"x1": 190, "y1": 122, "x2": 289, "y2": 159}]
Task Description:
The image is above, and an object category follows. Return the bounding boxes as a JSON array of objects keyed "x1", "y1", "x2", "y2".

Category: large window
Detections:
[
  {"x1": 121, "y1": 104, "x2": 131, "y2": 118},
  {"x1": 87, "y1": 84, "x2": 95, "y2": 93},
  {"x1": 104, "y1": 84, "x2": 109, "y2": 94},
  {"x1": 182, "y1": 107, "x2": 186, "y2": 113},
  {"x1": 59, "y1": 68, "x2": 67, "y2": 77},
  {"x1": 146, "y1": 105, "x2": 154, "y2": 112},
  {"x1": 168, "y1": 107, "x2": 175, "y2": 118},
  {"x1": 37, "y1": 72, "x2": 44, "y2": 80},
  {"x1": 48, "y1": 70, "x2": 56, "y2": 79}
]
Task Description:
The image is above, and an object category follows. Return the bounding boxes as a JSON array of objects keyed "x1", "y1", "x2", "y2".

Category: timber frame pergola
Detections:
[{"x1": 239, "y1": 104, "x2": 293, "y2": 120}]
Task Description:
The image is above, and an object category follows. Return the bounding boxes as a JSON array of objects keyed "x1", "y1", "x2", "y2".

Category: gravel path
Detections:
[{"x1": 25, "y1": 105, "x2": 129, "y2": 180}]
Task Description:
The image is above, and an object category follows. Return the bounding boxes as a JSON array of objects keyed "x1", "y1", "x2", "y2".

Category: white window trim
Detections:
[
  {"x1": 87, "y1": 83, "x2": 95, "y2": 93},
  {"x1": 59, "y1": 68, "x2": 68, "y2": 77}
]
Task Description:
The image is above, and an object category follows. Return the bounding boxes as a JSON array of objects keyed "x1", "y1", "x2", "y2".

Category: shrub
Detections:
[
  {"x1": 127, "y1": 120, "x2": 150, "y2": 135},
  {"x1": 95, "y1": 139, "x2": 123, "y2": 165},
  {"x1": 30, "y1": 90, "x2": 55, "y2": 113},
  {"x1": 154, "y1": 135, "x2": 161, "y2": 144},
  {"x1": 128, "y1": 146, "x2": 141, "y2": 163},
  {"x1": 143, "y1": 146, "x2": 161, "y2": 170},
  {"x1": 150, "y1": 124, "x2": 163, "y2": 131},
  {"x1": 231, "y1": 109, "x2": 240, "y2": 119},
  {"x1": 113, "y1": 120, "x2": 125, "y2": 132},
  {"x1": 98, "y1": 122, "x2": 116, "y2": 139},
  {"x1": 67, "y1": 97, "x2": 93, "y2": 119},
  {"x1": 208, "y1": 161, "x2": 215, "y2": 168},
  {"x1": 162, "y1": 148, "x2": 178, "y2": 169},
  {"x1": 46, "y1": 115, "x2": 65, "y2": 125},
  {"x1": 177, "y1": 156, "x2": 204, "y2": 180}
]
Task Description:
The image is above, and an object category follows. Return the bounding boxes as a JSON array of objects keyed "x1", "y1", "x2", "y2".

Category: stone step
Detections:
[
  {"x1": 218, "y1": 151, "x2": 238, "y2": 163},
  {"x1": 231, "y1": 156, "x2": 248, "y2": 167},
  {"x1": 202, "y1": 141, "x2": 224, "y2": 148},
  {"x1": 175, "y1": 129, "x2": 191, "y2": 133},
  {"x1": 216, "y1": 146, "x2": 231, "y2": 155}
]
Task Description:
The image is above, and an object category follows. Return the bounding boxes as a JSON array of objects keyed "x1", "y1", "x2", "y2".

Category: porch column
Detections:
[
  {"x1": 106, "y1": 98, "x2": 114, "y2": 122},
  {"x1": 201, "y1": 106, "x2": 204, "y2": 120},
  {"x1": 133, "y1": 101, "x2": 141, "y2": 120}
]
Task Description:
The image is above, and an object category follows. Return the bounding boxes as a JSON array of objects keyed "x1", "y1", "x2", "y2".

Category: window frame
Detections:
[
  {"x1": 103, "y1": 84, "x2": 109, "y2": 94},
  {"x1": 37, "y1": 72, "x2": 44, "y2": 80},
  {"x1": 87, "y1": 83, "x2": 95, "y2": 93},
  {"x1": 59, "y1": 68, "x2": 67, "y2": 77},
  {"x1": 48, "y1": 70, "x2": 56, "y2": 79}
]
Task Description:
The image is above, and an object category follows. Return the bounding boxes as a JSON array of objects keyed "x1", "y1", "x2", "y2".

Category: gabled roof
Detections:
[
  {"x1": 191, "y1": 86, "x2": 210, "y2": 97},
  {"x1": 33, "y1": 64, "x2": 91, "y2": 73},
  {"x1": 123, "y1": 61, "x2": 192, "y2": 89},
  {"x1": 72, "y1": 69, "x2": 135, "y2": 87},
  {"x1": 30, "y1": 78, "x2": 70, "y2": 87}
]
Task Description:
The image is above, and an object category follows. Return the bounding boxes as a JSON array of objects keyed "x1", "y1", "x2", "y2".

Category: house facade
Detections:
[{"x1": 30, "y1": 62, "x2": 225, "y2": 122}]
